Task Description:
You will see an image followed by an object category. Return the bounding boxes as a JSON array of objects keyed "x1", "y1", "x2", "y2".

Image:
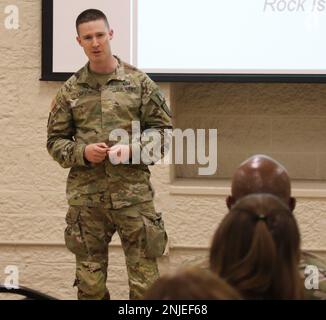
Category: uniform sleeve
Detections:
[
  {"x1": 300, "y1": 251, "x2": 326, "y2": 300},
  {"x1": 131, "y1": 75, "x2": 173, "y2": 165},
  {"x1": 47, "y1": 88, "x2": 88, "y2": 168}
]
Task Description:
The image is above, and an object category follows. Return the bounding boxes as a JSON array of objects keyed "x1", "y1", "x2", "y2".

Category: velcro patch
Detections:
[{"x1": 150, "y1": 91, "x2": 172, "y2": 117}]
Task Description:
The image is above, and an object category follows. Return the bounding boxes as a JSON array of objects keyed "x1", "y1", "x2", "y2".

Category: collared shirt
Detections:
[{"x1": 47, "y1": 57, "x2": 172, "y2": 209}]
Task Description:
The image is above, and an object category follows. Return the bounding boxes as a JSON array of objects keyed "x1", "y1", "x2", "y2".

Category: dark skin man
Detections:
[{"x1": 225, "y1": 154, "x2": 325, "y2": 300}]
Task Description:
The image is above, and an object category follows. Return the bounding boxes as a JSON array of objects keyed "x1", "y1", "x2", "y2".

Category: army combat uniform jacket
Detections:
[
  {"x1": 47, "y1": 57, "x2": 172, "y2": 209},
  {"x1": 300, "y1": 251, "x2": 326, "y2": 300}
]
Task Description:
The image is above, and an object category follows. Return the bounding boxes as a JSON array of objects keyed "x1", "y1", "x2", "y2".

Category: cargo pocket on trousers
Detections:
[
  {"x1": 141, "y1": 212, "x2": 168, "y2": 258},
  {"x1": 64, "y1": 206, "x2": 89, "y2": 258}
]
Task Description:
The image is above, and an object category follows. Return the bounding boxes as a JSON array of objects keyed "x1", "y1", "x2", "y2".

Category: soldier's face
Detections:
[{"x1": 77, "y1": 19, "x2": 113, "y2": 63}]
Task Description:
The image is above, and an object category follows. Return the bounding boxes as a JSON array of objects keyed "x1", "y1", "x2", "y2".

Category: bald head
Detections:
[{"x1": 227, "y1": 155, "x2": 295, "y2": 211}]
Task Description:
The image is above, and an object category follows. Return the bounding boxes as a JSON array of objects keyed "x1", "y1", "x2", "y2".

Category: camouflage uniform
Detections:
[
  {"x1": 191, "y1": 251, "x2": 326, "y2": 300},
  {"x1": 300, "y1": 251, "x2": 326, "y2": 300},
  {"x1": 47, "y1": 56, "x2": 172, "y2": 299}
]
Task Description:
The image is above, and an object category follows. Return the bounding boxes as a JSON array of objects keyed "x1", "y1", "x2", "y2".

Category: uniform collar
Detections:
[{"x1": 76, "y1": 55, "x2": 126, "y2": 88}]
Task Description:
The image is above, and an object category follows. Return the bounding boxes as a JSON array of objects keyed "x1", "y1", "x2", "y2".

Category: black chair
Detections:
[{"x1": 0, "y1": 284, "x2": 58, "y2": 300}]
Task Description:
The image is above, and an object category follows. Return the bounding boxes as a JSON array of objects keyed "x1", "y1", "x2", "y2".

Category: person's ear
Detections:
[
  {"x1": 76, "y1": 36, "x2": 82, "y2": 46},
  {"x1": 226, "y1": 196, "x2": 236, "y2": 209},
  {"x1": 289, "y1": 197, "x2": 296, "y2": 211},
  {"x1": 108, "y1": 28, "x2": 114, "y2": 40}
]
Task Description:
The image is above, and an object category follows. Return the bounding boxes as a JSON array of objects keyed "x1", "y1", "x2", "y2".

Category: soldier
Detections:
[
  {"x1": 47, "y1": 9, "x2": 172, "y2": 300},
  {"x1": 210, "y1": 193, "x2": 304, "y2": 299},
  {"x1": 225, "y1": 154, "x2": 326, "y2": 300}
]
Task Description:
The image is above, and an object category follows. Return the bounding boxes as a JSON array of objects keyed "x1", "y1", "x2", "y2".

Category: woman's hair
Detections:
[
  {"x1": 143, "y1": 268, "x2": 241, "y2": 300},
  {"x1": 209, "y1": 193, "x2": 303, "y2": 299}
]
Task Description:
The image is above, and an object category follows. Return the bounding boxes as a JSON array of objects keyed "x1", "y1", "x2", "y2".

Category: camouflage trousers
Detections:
[{"x1": 64, "y1": 201, "x2": 167, "y2": 300}]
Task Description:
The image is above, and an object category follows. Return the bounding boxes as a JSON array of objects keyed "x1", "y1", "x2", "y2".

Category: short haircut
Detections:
[{"x1": 76, "y1": 9, "x2": 110, "y2": 33}]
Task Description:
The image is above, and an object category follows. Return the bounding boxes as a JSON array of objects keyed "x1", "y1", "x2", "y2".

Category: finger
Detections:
[
  {"x1": 94, "y1": 146, "x2": 109, "y2": 154},
  {"x1": 93, "y1": 154, "x2": 105, "y2": 160},
  {"x1": 96, "y1": 142, "x2": 109, "y2": 149},
  {"x1": 92, "y1": 152, "x2": 105, "y2": 159},
  {"x1": 92, "y1": 151, "x2": 105, "y2": 158},
  {"x1": 97, "y1": 152, "x2": 108, "y2": 159}
]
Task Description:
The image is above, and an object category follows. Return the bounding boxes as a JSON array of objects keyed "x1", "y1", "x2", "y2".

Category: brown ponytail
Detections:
[{"x1": 210, "y1": 194, "x2": 303, "y2": 299}]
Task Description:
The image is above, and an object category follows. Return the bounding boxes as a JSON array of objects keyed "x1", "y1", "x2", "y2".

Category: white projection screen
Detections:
[{"x1": 42, "y1": 0, "x2": 326, "y2": 82}]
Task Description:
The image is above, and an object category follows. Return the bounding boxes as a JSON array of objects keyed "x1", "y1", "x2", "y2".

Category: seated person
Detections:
[
  {"x1": 210, "y1": 193, "x2": 304, "y2": 299},
  {"x1": 226, "y1": 154, "x2": 326, "y2": 299},
  {"x1": 143, "y1": 268, "x2": 241, "y2": 300}
]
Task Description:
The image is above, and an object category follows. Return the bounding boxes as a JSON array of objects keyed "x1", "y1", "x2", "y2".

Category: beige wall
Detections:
[
  {"x1": 174, "y1": 82, "x2": 326, "y2": 180},
  {"x1": 0, "y1": 0, "x2": 325, "y2": 299}
]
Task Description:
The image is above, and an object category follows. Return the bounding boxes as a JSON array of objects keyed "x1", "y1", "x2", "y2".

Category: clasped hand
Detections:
[{"x1": 84, "y1": 143, "x2": 131, "y2": 164}]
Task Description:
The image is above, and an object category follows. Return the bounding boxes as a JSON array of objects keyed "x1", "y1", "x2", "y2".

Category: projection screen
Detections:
[{"x1": 42, "y1": 0, "x2": 326, "y2": 82}]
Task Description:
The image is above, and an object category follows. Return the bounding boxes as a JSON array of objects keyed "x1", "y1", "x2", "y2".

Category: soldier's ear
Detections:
[
  {"x1": 108, "y1": 28, "x2": 114, "y2": 40},
  {"x1": 76, "y1": 36, "x2": 82, "y2": 46}
]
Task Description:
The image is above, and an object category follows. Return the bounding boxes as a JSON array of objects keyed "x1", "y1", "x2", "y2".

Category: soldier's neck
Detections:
[{"x1": 89, "y1": 56, "x2": 118, "y2": 74}]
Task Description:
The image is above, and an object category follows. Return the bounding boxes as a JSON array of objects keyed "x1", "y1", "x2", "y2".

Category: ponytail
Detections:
[
  {"x1": 225, "y1": 219, "x2": 277, "y2": 298},
  {"x1": 209, "y1": 194, "x2": 303, "y2": 299}
]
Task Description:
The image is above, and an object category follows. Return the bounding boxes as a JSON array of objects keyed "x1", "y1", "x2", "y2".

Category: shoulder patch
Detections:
[{"x1": 150, "y1": 90, "x2": 172, "y2": 117}]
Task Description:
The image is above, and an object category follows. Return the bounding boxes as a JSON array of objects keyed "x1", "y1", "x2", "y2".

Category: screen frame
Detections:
[{"x1": 41, "y1": 0, "x2": 326, "y2": 83}]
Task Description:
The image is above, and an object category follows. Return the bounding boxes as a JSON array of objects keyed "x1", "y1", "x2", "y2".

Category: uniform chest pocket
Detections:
[
  {"x1": 111, "y1": 90, "x2": 141, "y2": 113},
  {"x1": 101, "y1": 87, "x2": 141, "y2": 125},
  {"x1": 70, "y1": 97, "x2": 102, "y2": 127},
  {"x1": 71, "y1": 104, "x2": 87, "y2": 121}
]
